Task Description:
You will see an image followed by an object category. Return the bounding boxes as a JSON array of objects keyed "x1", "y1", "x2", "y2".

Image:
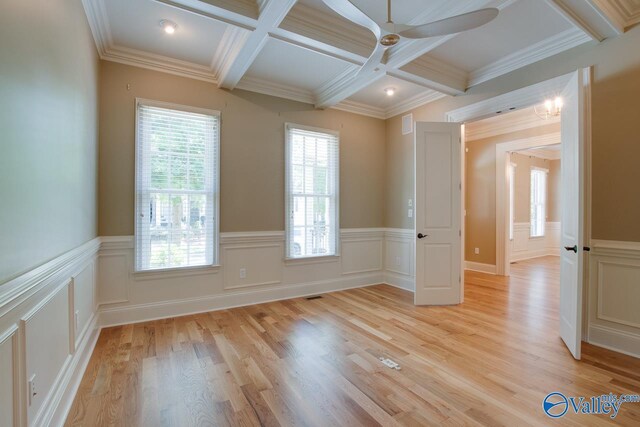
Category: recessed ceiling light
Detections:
[
  {"x1": 160, "y1": 19, "x2": 177, "y2": 35},
  {"x1": 384, "y1": 87, "x2": 395, "y2": 96}
]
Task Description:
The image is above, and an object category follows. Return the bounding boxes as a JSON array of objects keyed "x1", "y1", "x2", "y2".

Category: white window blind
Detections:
[
  {"x1": 530, "y1": 168, "x2": 547, "y2": 238},
  {"x1": 285, "y1": 124, "x2": 339, "y2": 258},
  {"x1": 135, "y1": 100, "x2": 220, "y2": 271}
]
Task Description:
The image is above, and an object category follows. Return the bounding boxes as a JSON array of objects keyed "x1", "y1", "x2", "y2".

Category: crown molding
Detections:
[
  {"x1": 236, "y1": 76, "x2": 315, "y2": 104},
  {"x1": 385, "y1": 90, "x2": 446, "y2": 119},
  {"x1": 468, "y1": 28, "x2": 592, "y2": 87},
  {"x1": 331, "y1": 100, "x2": 386, "y2": 120},
  {"x1": 591, "y1": 0, "x2": 640, "y2": 30},
  {"x1": 515, "y1": 146, "x2": 562, "y2": 160},
  {"x1": 81, "y1": 0, "x2": 112, "y2": 55},
  {"x1": 465, "y1": 107, "x2": 560, "y2": 141},
  {"x1": 211, "y1": 26, "x2": 251, "y2": 81},
  {"x1": 103, "y1": 45, "x2": 219, "y2": 83}
]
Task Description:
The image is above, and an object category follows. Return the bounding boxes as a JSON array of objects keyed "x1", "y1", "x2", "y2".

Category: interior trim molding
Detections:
[
  {"x1": 464, "y1": 261, "x2": 497, "y2": 275},
  {"x1": 468, "y1": 28, "x2": 592, "y2": 87},
  {"x1": 99, "y1": 272, "x2": 383, "y2": 327}
]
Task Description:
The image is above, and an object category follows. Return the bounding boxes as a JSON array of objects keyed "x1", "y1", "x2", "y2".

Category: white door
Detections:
[
  {"x1": 559, "y1": 69, "x2": 589, "y2": 359},
  {"x1": 415, "y1": 122, "x2": 462, "y2": 305}
]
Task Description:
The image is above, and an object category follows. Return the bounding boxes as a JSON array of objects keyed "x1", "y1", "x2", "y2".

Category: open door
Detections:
[
  {"x1": 414, "y1": 122, "x2": 462, "y2": 305},
  {"x1": 559, "y1": 69, "x2": 589, "y2": 359}
]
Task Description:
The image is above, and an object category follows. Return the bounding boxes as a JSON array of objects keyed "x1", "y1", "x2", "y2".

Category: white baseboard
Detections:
[
  {"x1": 384, "y1": 272, "x2": 415, "y2": 292},
  {"x1": 100, "y1": 273, "x2": 383, "y2": 327},
  {"x1": 464, "y1": 261, "x2": 497, "y2": 274},
  {"x1": 49, "y1": 315, "x2": 101, "y2": 426},
  {"x1": 588, "y1": 324, "x2": 640, "y2": 359},
  {"x1": 511, "y1": 249, "x2": 559, "y2": 262}
]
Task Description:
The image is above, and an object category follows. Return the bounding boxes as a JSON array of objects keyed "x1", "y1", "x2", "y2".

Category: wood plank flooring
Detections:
[{"x1": 66, "y1": 257, "x2": 640, "y2": 426}]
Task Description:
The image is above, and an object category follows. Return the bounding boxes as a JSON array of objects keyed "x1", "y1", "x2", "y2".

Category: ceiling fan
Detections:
[{"x1": 321, "y1": 0, "x2": 499, "y2": 77}]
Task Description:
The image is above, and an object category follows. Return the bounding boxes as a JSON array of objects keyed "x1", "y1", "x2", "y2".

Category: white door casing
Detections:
[
  {"x1": 414, "y1": 122, "x2": 463, "y2": 305},
  {"x1": 559, "y1": 69, "x2": 588, "y2": 360}
]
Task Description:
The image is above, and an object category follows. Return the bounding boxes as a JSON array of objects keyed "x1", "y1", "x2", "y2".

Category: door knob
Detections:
[
  {"x1": 417, "y1": 233, "x2": 428, "y2": 239},
  {"x1": 564, "y1": 245, "x2": 578, "y2": 253}
]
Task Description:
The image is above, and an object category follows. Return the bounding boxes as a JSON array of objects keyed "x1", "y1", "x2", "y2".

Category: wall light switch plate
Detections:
[
  {"x1": 408, "y1": 199, "x2": 413, "y2": 207},
  {"x1": 239, "y1": 268, "x2": 247, "y2": 279},
  {"x1": 475, "y1": 248, "x2": 480, "y2": 254},
  {"x1": 28, "y1": 374, "x2": 37, "y2": 406},
  {"x1": 408, "y1": 209, "x2": 413, "y2": 218}
]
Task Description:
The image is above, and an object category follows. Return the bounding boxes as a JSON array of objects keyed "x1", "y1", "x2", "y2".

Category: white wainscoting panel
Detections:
[
  {"x1": 0, "y1": 237, "x2": 101, "y2": 427},
  {"x1": 223, "y1": 242, "x2": 283, "y2": 290},
  {"x1": 510, "y1": 222, "x2": 560, "y2": 262},
  {"x1": 23, "y1": 282, "x2": 72, "y2": 424},
  {"x1": 383, "y1": 229, "x2": 415, "y2": 291},
  {"x1": 588, "y1": 240, "x2": 640, "y2": 357},
  {"x1": 98, "y1": 229, "x2": 387, "y2": 326},
  {"x1": 341, "y1": 229, "x2": 384, "y2": 275},
  {"x1": 0, "y1": 325, "x2": 17, "y2": 427}
]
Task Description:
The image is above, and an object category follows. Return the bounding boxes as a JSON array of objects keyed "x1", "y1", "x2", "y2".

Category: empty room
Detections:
[{"x1": 2, "y1": 0, "x2": 640, "y2": 425}]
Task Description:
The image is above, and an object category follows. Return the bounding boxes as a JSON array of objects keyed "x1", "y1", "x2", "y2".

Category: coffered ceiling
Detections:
[{"x1": 81, "y1": 0, "x2": 639, "y2": 119}]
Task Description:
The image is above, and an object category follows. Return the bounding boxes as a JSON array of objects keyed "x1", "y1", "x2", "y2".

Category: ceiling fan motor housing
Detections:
[{"x1": 380, "y1": 33, "x2": 400, "y2": 46}]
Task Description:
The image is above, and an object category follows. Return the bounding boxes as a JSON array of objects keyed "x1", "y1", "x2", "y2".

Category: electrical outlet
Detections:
[
  {"x1": 28, "y1": 374, "x2": 37, "y2": 406},
  {"x1": 475, "y1": 247, "x2": 480, "y2": 254},
  {"x1": 239, "y1": 268, "x2": 246, "y2": 279},
  {"x1": 74, "y1": 310, "x2": 79, "y2": 332},
  {"x1": 407, "y1": 199, "x2": 413, "y2": 207},
  {"x1": 395, "y1": 256, "x2": 401, "y2": 266},
  {"x1": 408, "y1": 209, "x2": 413, "y2": 218}
]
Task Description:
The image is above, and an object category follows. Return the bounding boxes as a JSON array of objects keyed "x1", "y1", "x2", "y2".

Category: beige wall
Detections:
[
  {"x1": 463, "y1": 124, "x2": 559, "y2": 265},
  {"x1": 98, "y1": 61, "x2": 386, "y2": 235},
  {"x1": 0, "y1": 0, "x2": 99, "y2": 284},
  {"x1": 511, "y1": 153, "x2": 560, "y2": 223},
  {"x1": 386, "y1": 25, "x2": 640, "y2": 245}
]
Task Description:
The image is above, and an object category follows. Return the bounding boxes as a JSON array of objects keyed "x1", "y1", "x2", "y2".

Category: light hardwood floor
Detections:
[{"x1": 66, "y1": 256, "x2": 640, "y2": 426}]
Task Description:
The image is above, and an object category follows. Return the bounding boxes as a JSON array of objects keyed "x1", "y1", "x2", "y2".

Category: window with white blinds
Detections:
[
  {"x1": 285, "y1": 124, "x2": 339, "y2": 258},
  {"x1": 135, "y1": 99, "x2": 220, "y2": 271},
  {"x1": 530, "y1": 168, "x2": 547, "y2": 238}
]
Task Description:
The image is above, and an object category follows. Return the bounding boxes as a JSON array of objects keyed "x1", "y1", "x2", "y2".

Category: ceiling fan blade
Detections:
[
  {"x1": 399, "y1": 8, "x2": 499, "y2": 39},
  {"x1": 356, "y1": 42, "x2": 386, "y2": 78},
  {"x1": 321, "y1": 0, "x2": 381, "y2": 37}
]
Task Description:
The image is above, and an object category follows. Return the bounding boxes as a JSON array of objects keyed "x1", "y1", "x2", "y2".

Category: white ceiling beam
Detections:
[
  {"x1": 152, "y1": 0, "x2": 258, "y2": 29},
  {"x1": 544, "y1": 0, "x2": 622, "y2": 41},
  {"x1": 314, "y1": 0, "x2": 514, "y2": 109},
  {"x1": 217, "y1": 0, "x2": 298, "y2": 89},
  {"x1": 387, "y1": 69, "x2": 465, "y2": 97}
]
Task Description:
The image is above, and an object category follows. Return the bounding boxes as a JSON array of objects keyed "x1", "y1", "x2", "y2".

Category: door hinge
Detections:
[
  {"x1": 459, "y1": 275, "x2": 461, "y2": 283},
  {"x1": 459, "y1": 230, "x2": 461, "y2": 237}
]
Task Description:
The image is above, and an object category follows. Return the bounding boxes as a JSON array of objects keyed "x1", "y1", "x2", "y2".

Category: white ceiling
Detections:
[
  {"x1": 82, "y1": 0, "x2": 639, "y2": 119},
  {"x1": 426, "y1": 0, "x2": 573, "y2": 73}
]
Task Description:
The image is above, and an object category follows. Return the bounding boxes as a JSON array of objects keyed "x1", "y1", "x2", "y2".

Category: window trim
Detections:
[
  {"x1": 508, "y1": 162, "x2": 517, "y2": 241},
  {"x1": 284, "y1": 122, "x2": 340, "y2": 260},
  {"x1": 529, "y1": 166, "x2": 548, "y2": 239},
  {"x1": 134, "y1": 98, "x2": 221, "y2": 272}
]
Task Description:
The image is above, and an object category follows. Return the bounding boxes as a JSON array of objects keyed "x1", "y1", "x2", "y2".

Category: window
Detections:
[
  {"x1": 530, "y1": 168, "x2": 547, "y2": 238},
  {"x1": 135, "y1": 99, "x2": 220, "y2": 271},
  {"x1": 285, "y1": 124, "x2": 339, "y2": 258},
  {"x1": 508, "y1": 163, "x2": 516, "y2": 240}
]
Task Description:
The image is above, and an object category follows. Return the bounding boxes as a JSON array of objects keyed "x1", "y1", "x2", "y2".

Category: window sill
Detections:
[
  {"x1": 132, "y1": 264, "x2": 220, "y2": 281},
  {"x1": 529, "y1": 235, "x2": 545, "y2": 240},
  {"x1": 284, "y1": 255, "x2": 340, "y2": 266}
]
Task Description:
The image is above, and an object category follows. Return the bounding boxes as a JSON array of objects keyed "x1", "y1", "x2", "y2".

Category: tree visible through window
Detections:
[
  {"x1": 285, "y1": 124, "x2": 339, "y2": 258},
  {"x1": 135, "y1": 100, "x2": 219, "y2": 271},
  {"x1": 530, "y1": 168, "x2": 547, "y2": 237}
]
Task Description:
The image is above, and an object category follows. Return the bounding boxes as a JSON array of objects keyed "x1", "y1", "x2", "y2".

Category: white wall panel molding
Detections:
[
  {"x1": 588, "y1": 239, "x2": 640, "y2": 358},
  {"x1": 0, "y1": 238, "x2": 100, "y2": 427},
  {"x1": 510, "y1": 221, "x2": 561, "y2": 262},
  {"x1": 383, "y1": 229, "x2": 415, "y2": 291}
]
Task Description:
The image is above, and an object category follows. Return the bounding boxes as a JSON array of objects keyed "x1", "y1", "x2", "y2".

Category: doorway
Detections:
[{"x1": 415, "y1": 69, "x2": 591, "y2": 359}]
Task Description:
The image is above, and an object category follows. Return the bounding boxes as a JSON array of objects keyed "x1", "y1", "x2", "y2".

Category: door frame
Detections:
[
  {"x1": 445, "y1": 69, "x2": 592, "y2": 335},
  {"x1": 495, "y1": 133, "x2": 561, "y2": 276}
]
